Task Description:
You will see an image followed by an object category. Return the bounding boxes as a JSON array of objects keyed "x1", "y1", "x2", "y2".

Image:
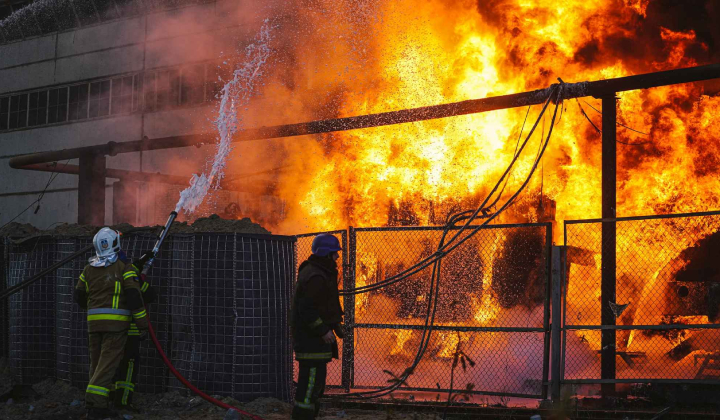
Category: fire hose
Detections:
[
  {"x1": 0, "y1": 213, "x2": 264, "y2": 419},
  {"x1": 142, "y1": 211, "x2": 265, "y2": 420}
]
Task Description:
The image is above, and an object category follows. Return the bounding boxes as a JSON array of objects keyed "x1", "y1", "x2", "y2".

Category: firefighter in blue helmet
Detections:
[{"x1": 291, "y1": 234, "x2": 344, "y2": 420}]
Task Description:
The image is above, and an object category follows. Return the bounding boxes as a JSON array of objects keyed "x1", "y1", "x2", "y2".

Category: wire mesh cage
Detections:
[
  {"x1": 0, "y1": 238, "x2": 8, "y2": 360},
  {"x1": 4, "y1": 231, "x2": 295, "y2": 403},
  {"x1": 6, "y1": 236, "x2": 59, "y2": 384},
  {"x1": 563, "y1": 211, "x2": 720, "y2": 383},
  {"x1": 167, "y1": 233, "x2": 295, "y2": 401}
]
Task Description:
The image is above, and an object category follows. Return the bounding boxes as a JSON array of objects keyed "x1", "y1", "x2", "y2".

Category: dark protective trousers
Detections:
[
  {"x1": 292, "y1": 361, "x2": 327, "y2": 420},
  {"x1": 113, "y1": 335, "x2": 141, "y2": 407},
  {"x1": 87, "y1": 331, "x2": 127, "y2": 409}
]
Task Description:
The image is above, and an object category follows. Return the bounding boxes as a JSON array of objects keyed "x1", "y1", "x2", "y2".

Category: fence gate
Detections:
[
  {"x1": 296, "y1": 223, "x2": 552, "y2": 398},
  {"x1": 562, "y1": 211, "x2": 720, "y2": 389}
]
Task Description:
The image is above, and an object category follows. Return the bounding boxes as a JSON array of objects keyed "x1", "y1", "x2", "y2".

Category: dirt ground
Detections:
[{"x1": 0, "y1": 358, "x2": 441, "y2": 420}]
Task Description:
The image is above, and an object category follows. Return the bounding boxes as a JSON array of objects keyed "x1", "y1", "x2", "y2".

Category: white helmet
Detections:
[{"x1": 93, "y1": 227, "x2": 121, "y2": 258}]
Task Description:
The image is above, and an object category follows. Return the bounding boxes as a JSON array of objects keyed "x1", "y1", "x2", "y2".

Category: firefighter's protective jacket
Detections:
[
  {"x1": 291, "y1": 254, "x2": 343, "y2": 361},
  {"x1": 129, "y1": 264, "x2": 156, "y2": 337},
  {"x1": 74, "y1": 260, "x2": 148, "y2": 333}
]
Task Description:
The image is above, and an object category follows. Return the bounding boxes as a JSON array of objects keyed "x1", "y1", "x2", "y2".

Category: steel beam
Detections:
[
  {"x1": 601, "y1": 95, "x2": 617, "y2": 397},
  {"x1": 113, "y1": 181, "x2": 138, "y2": 225},
  {"x1": 78, "y1": 154, "x2": 106, "y2": 225}
]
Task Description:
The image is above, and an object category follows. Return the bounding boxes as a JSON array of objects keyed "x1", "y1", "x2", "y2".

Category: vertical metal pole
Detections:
[
  {"x1": 601, "y1": 95, "x2": 617, "y2": 397},
  {"x1": 550, "y1": 245, "x2": 564, "y2": 401},
  {"x1": 561, "y1": 224, "x2": 569, "y2": 383},
  {"x1": 112, "y1": 181, "x2": 138, "y2": 225},
  {"x1": 78, "y1": 154, "x2": 106, "y2": 225},
  {"x1": 541, "y1": 224, "x2": 552, "y2": 400},
  {"x1": 341, "y1": 227, "x2": 356, "y2": 392}
]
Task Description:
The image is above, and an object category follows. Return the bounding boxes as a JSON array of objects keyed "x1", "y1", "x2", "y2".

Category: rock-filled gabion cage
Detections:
[{"x1": 0, "y1": 231, "x2": 295, "y2": 403}]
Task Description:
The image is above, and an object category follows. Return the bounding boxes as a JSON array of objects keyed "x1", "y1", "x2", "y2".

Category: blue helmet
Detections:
[{"x1": 311, "y1": 234, "x2": 342, "y2": 257}]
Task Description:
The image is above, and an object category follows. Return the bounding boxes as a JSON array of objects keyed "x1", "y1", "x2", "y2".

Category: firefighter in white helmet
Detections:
[{"x1": 74, "y1": 228, "x2": 149, "y2": 420}]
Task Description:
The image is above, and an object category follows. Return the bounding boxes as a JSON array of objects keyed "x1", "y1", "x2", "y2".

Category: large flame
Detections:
[
  {"x1": 262, "y1": 0, "x2": 720, "y2": 237},
  {"x1": 234, "y1": 0, "x2": 720, "y2": 370}
]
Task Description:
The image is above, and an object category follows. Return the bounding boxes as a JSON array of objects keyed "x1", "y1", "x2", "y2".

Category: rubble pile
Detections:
[{"x1": 0, "y1": 215, "x2": 271, "y2": 241}]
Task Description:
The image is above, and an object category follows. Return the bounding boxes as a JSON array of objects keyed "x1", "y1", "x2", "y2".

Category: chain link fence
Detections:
[
  {"x1": 325, "y1": 223, "x2": 553, "y2": 398},
  {"x1": 3, "y1": 232, "x2": 294, "y2": 402},
  {"x1": 11, "y1": 210, "x2": 719, "y2": 401},
  {"x1": 563, "y1": 211, "x2": 720, "y2": 384}
]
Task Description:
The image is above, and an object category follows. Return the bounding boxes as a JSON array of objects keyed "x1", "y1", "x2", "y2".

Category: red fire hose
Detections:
[
  {"x1": 146, "y1": 316, "x2": 265, "y2": 420},
  {"x1": 141, "y1": 211, "x2": 265, "y2": 419}
]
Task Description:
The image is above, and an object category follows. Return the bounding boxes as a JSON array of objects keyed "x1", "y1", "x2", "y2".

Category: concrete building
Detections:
[{"x1": 0, "y1": 0, "x2": 283, "y2": 229}]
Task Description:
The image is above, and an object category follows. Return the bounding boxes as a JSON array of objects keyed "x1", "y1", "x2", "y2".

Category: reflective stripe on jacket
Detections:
[
  {"x1": 291, "y1": 255, "x2": 343, "y2": 361},
  {"x1": 74, "y1": 260, "x2": 148, "y2": 333}
]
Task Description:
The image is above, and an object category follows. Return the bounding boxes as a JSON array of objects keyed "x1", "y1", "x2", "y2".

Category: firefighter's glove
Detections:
[
  {"x1": 138, "y1": 330, "x2": 148, "y2": 341},
  {"x1": 134, "y1": 251, "x2": 155, "y2": 273},
  {"x1": 321, "y1": 330, "x2": 336, "y2": 344},
  {"x1": 332, "y1": 324, "x2": 345, "y2": 340}
]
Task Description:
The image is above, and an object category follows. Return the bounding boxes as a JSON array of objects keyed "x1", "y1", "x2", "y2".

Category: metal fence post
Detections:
[
  {"x1": 541, "y1": 224, "x2": 552, "y2": 400},
  {"x1": 0, "y1": 238, "x2": 7, "y2": 359},
  {"x1": 341, "y1": 227, "x2": 356, "y2": 392},
  {"x1": 601, "y1": 94, "x2": 617, "y2": 397},
  {"x1": 550, "y1": 245, "x2": 564, "y2": 401}
]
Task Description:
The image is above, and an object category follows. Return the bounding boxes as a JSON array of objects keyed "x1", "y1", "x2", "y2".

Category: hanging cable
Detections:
[
  {"x1": 582, "y1": 99, "x2": 649, "y2": 136},
  {"x1": 0, "y1": 160, "x2": 71, "y2": 232},
  {"x1": 339, "y1": 84, "x2": 560, "y2": 297},
  {"x1": 333, "y1": 83, "x2": 565, "y2": 399},
  {"x1": 576, "y1": 99, "x2": 652, "y2": 145}
]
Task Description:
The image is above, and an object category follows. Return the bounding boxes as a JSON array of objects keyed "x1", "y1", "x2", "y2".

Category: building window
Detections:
[
  {"x1": 111, "y1": 76, "x2": 133, "y2": 115},
  {"x1": 133, "y1": 73, "x2": 143, "y2": 112},
  {"x1": 28, "y1": 91, "x2": 48, "y2": 127},
  {"x1": 143, "y1": 72, "x2": 156, "y2": 112},
  {"x1": 0, "y1": 97, "x2": 8, "y2": 131},
  {"x1": 181, "y1": 64, "x2": 205, "y2": 106},
  {"x1": 68, "y1": 84, "x2": 89, "y2": 121},
  {"x1": 8, "y1": 94, "x2": 28, "y2": 129},
  {"x1": 48, "y1": 87, "x2": 68, "y2": 124},
  {"x1": 156, "y1": 69, "x2": 179, "y2": 110},
  {"x1": 89, "y1": 80, "x2": 111, "y2": 118},
  {"x1": 206, "y1": 63, "x2": 232, "y2": 102}
]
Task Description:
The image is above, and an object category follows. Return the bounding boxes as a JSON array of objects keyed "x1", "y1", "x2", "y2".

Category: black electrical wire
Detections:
[
  {"x1": 340, "y1": 88, "x2": 557, "y2": 298},
  {"x1": 486, "y1": 105, "x2": 532, "y2": 212},
  {"x1": 335, "y1": 84, "x2": 565, "y2": 399},
  {"x1": 582, "y1": 99, "x2": 649, "y2": 136},
  {"x1": 0, "y1": 160, "x2": 71, "y2": 232},
  {"x1": 576, "y1": 99, "x2": 652, "y2": 146},
  {"x1": 337, "y1": 211, "x2": 461, "y2": 399},
  {"x1": 340, "y1": 84, "x2": 560, "y2": 297}
]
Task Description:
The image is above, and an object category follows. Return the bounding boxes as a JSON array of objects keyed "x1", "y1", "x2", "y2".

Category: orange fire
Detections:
[
  {"x1": 234, "y1": 1, "x2": 720, "y2": 363},
  {"x1": 265, "y1": 0, "x2": 720, "y2": 238}
]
